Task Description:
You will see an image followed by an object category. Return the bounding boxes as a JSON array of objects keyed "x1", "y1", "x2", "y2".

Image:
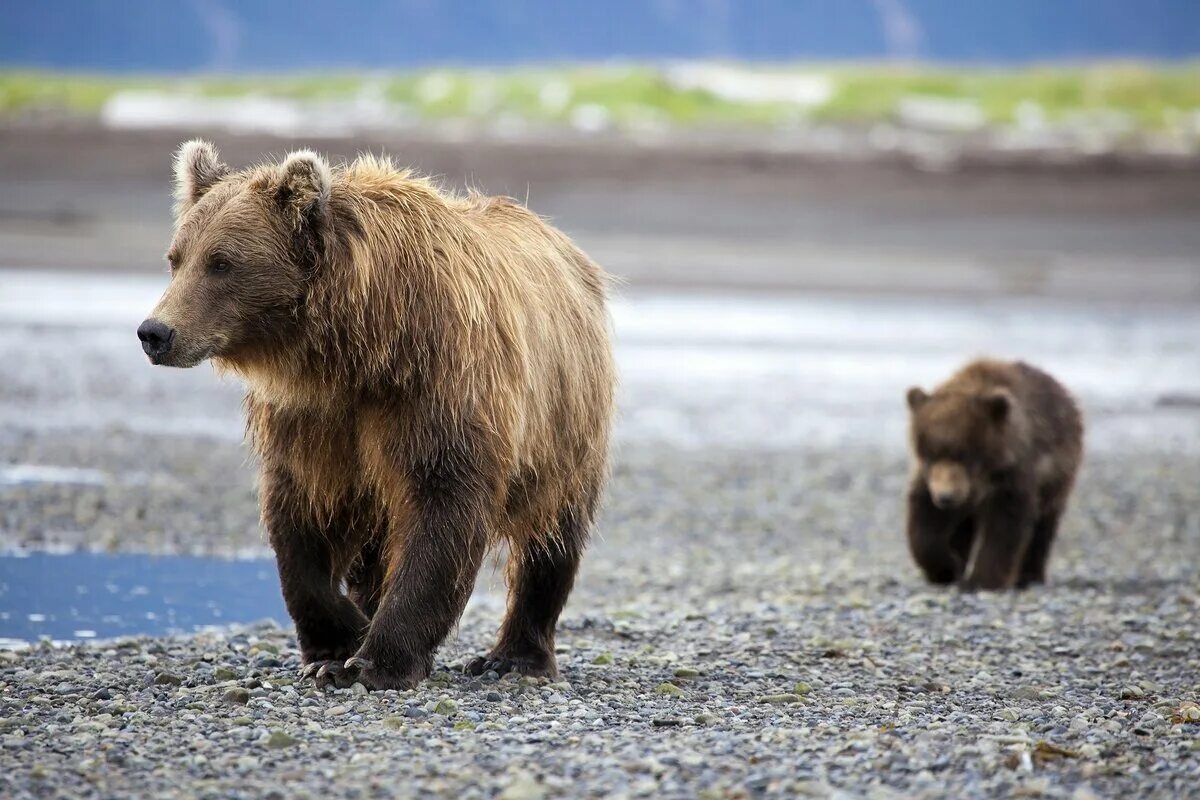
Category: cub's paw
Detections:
[
  {"x1": 958, "y1": 577, "x2": 1013, "y2": 593},
  {"x1": 312, "y1": 655, "x2": 425, "y2": 691},
  {"x1": 464, "y1": 650, "x2": 558, "y2": 680},
  {"x1": 1015, "y1": 572, "x2": 1046, "y2": 590}
]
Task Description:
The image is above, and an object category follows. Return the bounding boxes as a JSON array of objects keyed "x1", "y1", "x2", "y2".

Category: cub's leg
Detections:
[
  {"x1": 949, "y1": 516, "x2": 977, "y2": 571},
  {"x1": 465, "y1": 506, "x2": 588, "y2": 679},
  {"x1": 1017, "y1": 510, "x2": 1061, "y2": 588},
  {"x1": 907, "y1": 483, "x2": 967, "y2": 585},
  {"x1": 317, "y1": 440, "x2": 491, "y2": 691},
  {"x1": 961, "y1": 486, "x2": 1036, "y2": 592},
  {"x1": 263, "y1": 469, "x2": 369, "y2": 673}
]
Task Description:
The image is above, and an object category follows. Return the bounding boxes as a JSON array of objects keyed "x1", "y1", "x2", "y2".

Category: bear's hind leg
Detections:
[
  {"x1": 949, "y1": 517, "x2": 976, "y2": 571},
  {"x1": 345, "y1": 534, "x2": 386, "y2": 619},
  {"x1": 465, "y1": 507, "x2": 587, "y2": 679},
  {"x1": 1017, "y1": 511, "x2": 1061, "y2": 588},
  {"x1": 263, "y1": 471, "x2": 369, "y2": 672}
]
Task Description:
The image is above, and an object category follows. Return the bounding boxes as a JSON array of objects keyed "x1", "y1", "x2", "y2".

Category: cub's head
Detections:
[
  {"x1": 137, "y1": 140, "x2": 333, "y2": 368},
  {"x1": 905, "y1": 383, "x2": 1017, "y2": 510}
]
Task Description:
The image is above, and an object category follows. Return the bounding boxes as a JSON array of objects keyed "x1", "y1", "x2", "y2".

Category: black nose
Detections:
[
  {"x1": 137, "y1": 318, "x2": 175, "y2": 358},
  {"x1": 933, "y1": 491, "x2": 960, "y2": 508}
]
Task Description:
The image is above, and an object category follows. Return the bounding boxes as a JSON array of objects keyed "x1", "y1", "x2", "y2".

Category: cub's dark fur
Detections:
[{"x1": 905, "y1": 359, "x2": 1083, "y2": 591}]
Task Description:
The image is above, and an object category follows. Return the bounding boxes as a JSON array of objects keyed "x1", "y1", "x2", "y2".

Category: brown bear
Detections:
[
  {"x1": 138, "y1": 140, "x2": 616, "y2": 689},
  {"x1": 905, "y1": 359, "x2": 1083, "y2": 591}
]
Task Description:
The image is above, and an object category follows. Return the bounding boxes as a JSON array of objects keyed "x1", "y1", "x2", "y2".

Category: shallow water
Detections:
[
  {"x1": 2, "y1": 269, "x2": 1199, "y2": 453},
  {"x1": 0, "y1": 552, "x2": 287, "y2": 646}
]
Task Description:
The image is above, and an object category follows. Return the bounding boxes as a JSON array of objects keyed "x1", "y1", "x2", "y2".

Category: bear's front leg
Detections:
[
  {"x1": 316, "y1": 442, "x2": 491, "y2": 691},
  {"x1": 906, "y1": 483, "x2": 967, "y2": 585},
  {"x1": 263, "y1": 470, "x2": 369, "y2": 670},
  {"x1": 960, "y1": 485, "x2": 1036, "y2": 592}
]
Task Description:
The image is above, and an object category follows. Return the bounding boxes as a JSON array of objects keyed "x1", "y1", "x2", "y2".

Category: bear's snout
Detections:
[
  {"x1": 927, "y1": 461, "x2": 970, "y2": 510},
  {"x1": 137, "y1": 318, "x2": 175, "y2": 362},
  {"x1": 931, "y1": 488, "x2": 965, "y2": 509}
]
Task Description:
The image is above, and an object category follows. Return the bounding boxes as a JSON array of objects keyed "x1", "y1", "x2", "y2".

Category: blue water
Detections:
[
  {"x1": 0, "y1": 553, "x2": 288, "y2": 645},
  {"x1": 2, "y1": 1, "x2": 1197, "y2": 70}
]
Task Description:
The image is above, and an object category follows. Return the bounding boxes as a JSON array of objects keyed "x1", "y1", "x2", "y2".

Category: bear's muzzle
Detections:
[{"x1": 137, "y1": 318, "x2": 176, "y2": 364}]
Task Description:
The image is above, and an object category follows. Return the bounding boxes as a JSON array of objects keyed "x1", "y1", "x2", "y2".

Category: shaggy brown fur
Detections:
[
  {"x1": 905, "y1": 359, "x2": 1083, "y2": 591},
  {"x1": 140, "y1": 140, "x2": 616, "y2": 689}
]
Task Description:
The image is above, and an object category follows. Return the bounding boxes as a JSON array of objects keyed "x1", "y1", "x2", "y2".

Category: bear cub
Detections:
[{"x1": 905, "y1": 359, "x2": 1083, "y2": 591}]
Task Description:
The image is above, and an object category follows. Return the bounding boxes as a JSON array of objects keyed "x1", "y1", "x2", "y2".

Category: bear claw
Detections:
[
  {"x1": 301, "y1": 659, "x2": 344, "y2": 681},
  {"x1": 314, "y1": 661, "x2": 353, "y2": 689},
  {"x1": 304, "y1": 654, "x2": 422, "y2": 691},
  {"x1": 464, "y1": 653, "x2": 557, "y2": 679}
]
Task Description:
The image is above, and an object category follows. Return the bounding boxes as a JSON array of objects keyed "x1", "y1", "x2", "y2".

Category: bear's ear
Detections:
[
  {"x1": 906, "y1": 387, "x2": 928, "y2": 412},
  {"x1": 981, "y1": 388, "x2": 1012, "y2": 422},
  {"x1": 276, "y1": 149, "x2": 332, "y2": 225},
  {"x1": 173, "y1": 139, "x2": 228, "y2": 215}
]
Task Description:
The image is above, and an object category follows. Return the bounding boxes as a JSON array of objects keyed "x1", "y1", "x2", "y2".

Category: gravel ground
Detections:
[{"x1": 2, "y1": 439, "x2": 1199, "y2": 798}]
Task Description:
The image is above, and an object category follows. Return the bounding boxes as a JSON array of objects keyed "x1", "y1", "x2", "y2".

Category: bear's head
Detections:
[
  {"x1": 138, "y1": 140, "x2": 333, "y2": 368},
  {"x1": 905, "y1": 382, "x2": 1019, "y2": 510}
]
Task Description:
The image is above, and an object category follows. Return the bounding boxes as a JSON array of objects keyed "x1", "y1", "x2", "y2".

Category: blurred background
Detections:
[
  {"x1": 3, "y1": 8, "x2": 1200, "y2": 797},
  {"x1": 2, "y1": 1, "x2": 1200, "y2": 292},
  {"x1": 1, "y1": 1, "x2": 1198, "y2": 637}
]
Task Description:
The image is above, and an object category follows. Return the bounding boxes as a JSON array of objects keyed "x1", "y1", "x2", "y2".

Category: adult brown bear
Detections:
[
  {"x1": 905, "y1": 359, "x2": 1083, "y2": 591},
  {"x1": 139, "y1": 141, "x2": 616, "y2": 689}
]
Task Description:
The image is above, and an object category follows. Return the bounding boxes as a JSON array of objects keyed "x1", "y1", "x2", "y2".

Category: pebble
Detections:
[
  {"x1": 223, "y1": 688, "x2": 251, "y2": 705},
  {"x1": 264, "y1": 731, "x2": 297, "y2": 749},
  {"x1": 1136, "y1": 712, "x2": 1165, "y2": 730},
  {"x1": 498, "y1": 772, "x2": 546, "y2": 800},
  {"x1": 432, "y1": 698, "x2": 458, "y2": 716}
]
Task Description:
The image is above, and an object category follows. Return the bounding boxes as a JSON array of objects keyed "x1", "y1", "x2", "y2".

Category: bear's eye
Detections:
[{"x1": 209, "y1": 258, "x2": 232, "y2": 275}]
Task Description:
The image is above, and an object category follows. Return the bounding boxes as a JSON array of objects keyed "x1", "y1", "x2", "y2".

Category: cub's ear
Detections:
[
  {"x1": 173, "y1": 139, "x2": 228, "y2": 215},
  {"x1": 906, "y1": 387, "x2": 928, "y2": 412},
  {"x1": 981, "y1": 388, "x2": 1012, "y2": 422},
  {"x1": 276, "y1": 149, "x2": 332, "y2": 226}
]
